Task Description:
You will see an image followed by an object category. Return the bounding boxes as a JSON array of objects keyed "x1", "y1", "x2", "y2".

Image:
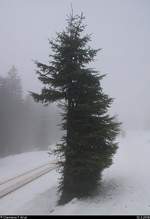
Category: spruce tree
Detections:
[{"x1": 31, "y1": 13, "x2": 120, "y2": 204}]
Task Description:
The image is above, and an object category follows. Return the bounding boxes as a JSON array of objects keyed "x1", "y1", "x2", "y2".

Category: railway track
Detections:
[{"x1": 0, "y1": 161, "x2": 57, "y2": 199}]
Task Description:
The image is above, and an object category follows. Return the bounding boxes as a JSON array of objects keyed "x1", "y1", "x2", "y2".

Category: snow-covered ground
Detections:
[
  {"x1": 0, "y1": 150, "x2": 55, "y2": 182},
  {"x1": 0, "y1": 131, "x2": 150, "y2": 215}
]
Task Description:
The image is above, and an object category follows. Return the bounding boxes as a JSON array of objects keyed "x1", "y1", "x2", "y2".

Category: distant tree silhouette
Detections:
[{"x1": 0, "y1": 66, "x2": 23, "y2": 156}]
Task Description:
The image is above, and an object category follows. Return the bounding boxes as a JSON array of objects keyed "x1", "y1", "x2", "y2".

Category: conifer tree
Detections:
[{"x1": 31, "y1": 13, "x2": 120, "y2": 204}]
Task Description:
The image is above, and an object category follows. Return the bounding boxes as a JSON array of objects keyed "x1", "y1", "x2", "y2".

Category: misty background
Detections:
[{"x1": 0, "y1": 0, "x2": 150, "y2": 157}]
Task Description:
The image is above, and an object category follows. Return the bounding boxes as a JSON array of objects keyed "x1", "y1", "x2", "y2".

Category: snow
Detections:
[
  {"x1": 0, "y1": 170, "x2": 59, "y2": 215},
  {"x1": 0, "y1": 149, "x2": 59, "y2": 215},
  {"x1": 1, "y1": 131, "x2": 150, "y2": 215},
  {"x1": 0, "y1": 149, "x2": 55, "y2": 183}
]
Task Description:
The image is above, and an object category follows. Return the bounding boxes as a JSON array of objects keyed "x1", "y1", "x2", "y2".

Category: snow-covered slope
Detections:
[{"x1": 0, "y1": 131, "x2": 150, "y2": 215}]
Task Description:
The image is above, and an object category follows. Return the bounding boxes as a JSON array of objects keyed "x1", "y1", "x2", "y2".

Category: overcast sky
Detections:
[{"x1": 0, "y1": 0, "x2": 150, "y2": 130}]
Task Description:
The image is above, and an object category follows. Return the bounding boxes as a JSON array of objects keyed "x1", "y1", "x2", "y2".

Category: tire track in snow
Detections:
[{"x1": 0, "y1": 161, "x2": 57, "y2": 198}]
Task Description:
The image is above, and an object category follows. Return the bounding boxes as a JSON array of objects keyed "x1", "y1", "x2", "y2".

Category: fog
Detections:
[{"x1": 0, "y1": 0, "x2": 150, "y2": 156}]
